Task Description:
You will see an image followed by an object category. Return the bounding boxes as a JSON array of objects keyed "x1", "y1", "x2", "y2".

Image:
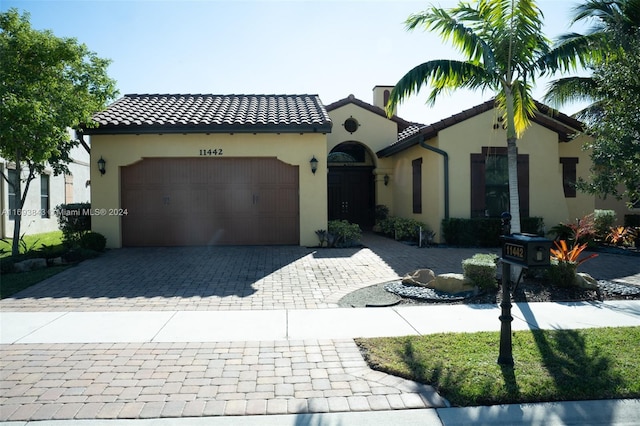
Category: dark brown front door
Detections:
[
  {"x1": 328, "y1": 166, "x2": 375, "y2": 229},
  {"x1": 121, "y1": 157, "x2": 299, "y2": 246}
]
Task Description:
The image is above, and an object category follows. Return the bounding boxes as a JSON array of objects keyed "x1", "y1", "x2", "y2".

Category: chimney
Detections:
[{"x1": 372, "y1": 85, "x2": 395, "y2": 116}]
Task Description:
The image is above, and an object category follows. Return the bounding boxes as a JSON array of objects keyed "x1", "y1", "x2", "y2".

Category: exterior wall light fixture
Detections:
[
  {"x1": 310, "y1": 156, "x2": 318, "y2": 174},
  {"x1": 384, "y1": 174, "x2": 390, "y2": 186},
  {"x1": 98, "y1": 156, "x2": 106, "y2": 175}
]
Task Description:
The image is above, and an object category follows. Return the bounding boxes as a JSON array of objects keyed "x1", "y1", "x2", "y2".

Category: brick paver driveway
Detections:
[
  {"x1": 1, "y1": 234, "x2": 639, "y2": 422},
  {"x1": 2, "y1": 233, "x2": 639, "y2": 312}
]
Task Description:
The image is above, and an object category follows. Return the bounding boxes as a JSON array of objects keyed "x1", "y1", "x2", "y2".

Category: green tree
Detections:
[
  {"x1": 0, "y1": 9, "x2": 118, "y2": 256},
  {"x1": 581, "y1": 36, "x2": 640, "y2": 205},
  {"x1": 544, "y1": 0, "x2": 640, "y2": 109},
  {"x1": 544, "y1": 0, "x2": 640, "y2": 205},
  {"x1": 386, "y1": 0, "x2": 594, "y2": 233}
]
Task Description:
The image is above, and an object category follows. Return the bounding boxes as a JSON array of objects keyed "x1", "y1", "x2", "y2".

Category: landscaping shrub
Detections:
[
  {"x1": 327, "y1": 220, "x2": 362, "y2": 247},
  {"x1": 462, "y1": 253, "x2": 498, "y2": 289},
  {"x1": 79, "y1": 232, "x2": 107, "y2": 252},
  {"x1": 378, "y1": 216, "x2": 430, "y2": 242},
  {"x1": 549, "y1": 213, "x2": 597, "y2": 246},
  {"x1": 593, "y1": 209, "x2": 616, "y2": 240},
  {"x1": 55, "y1": 203, "x2": 91, "y2": 246},
  {"x1": 375, "y1": 204, "x2": 389, "y2": 223},
  {"x1": 546, "y1": 258, "x2": 578, "y2": 287},
  {"x1": 442, "y1": 217, "x2": 544, "y2": 247}
]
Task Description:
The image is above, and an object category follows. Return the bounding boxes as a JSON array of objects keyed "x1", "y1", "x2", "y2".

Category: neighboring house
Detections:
[
  {"x1": 84, "y1": 88, "x2": 631, "y2": 248},
  {"x1": 1, "y1": 129, "x2": 91, "y2": 238}
]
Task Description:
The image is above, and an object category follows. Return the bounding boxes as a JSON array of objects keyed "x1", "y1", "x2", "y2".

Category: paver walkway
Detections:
[{"x1": 1, "y1": 233, "x2": 639, "y2": 422}]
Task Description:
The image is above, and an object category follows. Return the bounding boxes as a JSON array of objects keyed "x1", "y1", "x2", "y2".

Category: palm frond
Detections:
[
  {"x1": 541, "y1": 32, "x2": 606, "y2": 73},
  {"x1": 407, "y1": 6, "x2": 489, "y2": 66},
  {"x1": 543, "y1": 77, "x2": 598, "y2": 107},
  {"x1": 386, "y1": 60, "x2": 494, "y2": 116}
]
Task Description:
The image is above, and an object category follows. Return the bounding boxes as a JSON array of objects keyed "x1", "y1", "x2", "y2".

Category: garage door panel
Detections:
[{"x1": 121, "y1": 157, "x2": 299, "y2": 246}]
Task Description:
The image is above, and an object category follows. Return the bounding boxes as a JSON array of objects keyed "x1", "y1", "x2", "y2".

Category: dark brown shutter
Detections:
[
  {"x1": 412, "y1": 158, "x2": 422, "y2": 214},
  {"x1": 517, "y1": 154, "x2": 529, "y2": 217},
  {"x1": 560, "y1": 157, "x2": 578, "y2": 198},
  {"x1": 470, "y1": 153, "x2": 486, "y2": 217}
]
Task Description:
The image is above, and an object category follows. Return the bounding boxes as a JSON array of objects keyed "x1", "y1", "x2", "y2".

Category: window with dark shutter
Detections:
[
  {"x1": 470, "y1": 148, "x2": 529, "y2": 218},
  {"x1": 41, "y1": 174, "x2": 50, "y2": 218},
  {"x1": 7, "y1": 169, "x2": 18, "y2": 221},
  {"x1": 560, "y1": 157, "x2": 578, "y2": 198},
  {"x1": 412, "y1": 158, "x2": 422, "y2": 214}
]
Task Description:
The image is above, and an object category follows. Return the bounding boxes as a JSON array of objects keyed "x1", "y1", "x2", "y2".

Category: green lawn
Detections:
[
  {"x1": 356, "y1": 327, "x2": 640, "y2": 407},
  {"x1": 1, "y1": 230, "x2": 64, "y2": 257},
  {"x1": 1, "y1": 230, "x2": 68, "y2": 298}
]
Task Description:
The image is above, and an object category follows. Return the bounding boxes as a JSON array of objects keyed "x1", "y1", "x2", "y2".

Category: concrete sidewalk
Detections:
[
  {"x1": 2, "y1": 301, "x2": 640, "y2": 344},
  {"x1": 3, "y1": 399, "x2": 640, "y2": 425},
  {"x1": 2, "y1": 301, "x2": 639, "y2": 424}
]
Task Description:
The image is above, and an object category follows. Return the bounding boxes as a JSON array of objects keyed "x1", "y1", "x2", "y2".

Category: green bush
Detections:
[
  {"x1": 462, "y1": 253, "x2": 498, "y2": 289},
  {"x1": 378, "y1": 216, "x2": 430, "y2": 242},
  {"x1": 327, "y1": 220, "x2": 362, "y2": 247},
  {"x1": 375, "y1": 205, "x2": 389, "y2": 223},
  {"x1": 593, "y1": 210, "x2": 616, "y2": 240},
  {"x1": 55, "y1": 203, "x2": 91, "y2": 246},
  {"x1": 79, "y1": 232, "x2": 107, "y2": 252},
  {"x1": 442, "y1": 217, "x2": 544, "y2": 247},
  {"x1": 546, "y1": 259, "x2": 578, "y2": 288}
]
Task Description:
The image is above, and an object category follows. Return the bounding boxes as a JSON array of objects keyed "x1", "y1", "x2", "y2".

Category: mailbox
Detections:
[{"x1": 500, "y1": 233, "x2": 552, "y2": 267}]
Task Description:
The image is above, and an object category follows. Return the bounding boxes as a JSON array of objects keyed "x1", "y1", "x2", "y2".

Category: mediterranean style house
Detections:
[
  {"x1": 1, "y1": 129, "x2": 91, "y2": 238},
  {"x1": 83, "y1": 86, "x2": 635, "y2": 248}
]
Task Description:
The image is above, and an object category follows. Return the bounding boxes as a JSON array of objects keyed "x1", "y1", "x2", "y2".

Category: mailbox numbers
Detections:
[
  {"x1": 199, "y1": 149, "x2": 223, "y2": 156},
  {"x1": 504, "y1": 243, "x2": 525, "y2": 259}
]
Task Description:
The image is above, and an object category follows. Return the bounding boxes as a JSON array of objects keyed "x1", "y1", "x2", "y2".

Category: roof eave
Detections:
[{"x1": 83, "y1": 123, "x2": 333, "y2": 135}]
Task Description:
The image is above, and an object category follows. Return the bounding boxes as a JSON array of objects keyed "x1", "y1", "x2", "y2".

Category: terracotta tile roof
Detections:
[
  {"x1": 377, "y1": 99, "x2": 584, "y2": 157},
  {"x1": 85, "y1": 94, "x2": 332, "y2": 134}
]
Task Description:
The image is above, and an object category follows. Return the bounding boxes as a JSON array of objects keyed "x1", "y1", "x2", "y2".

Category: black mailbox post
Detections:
[{"x1": 498, "y1": 221, "x2": 552, "y2": 366}]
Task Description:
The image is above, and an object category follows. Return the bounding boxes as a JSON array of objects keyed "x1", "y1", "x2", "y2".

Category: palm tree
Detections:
[
  {"x1": 386, "y1": 0, "x2": 594, "y2": 233},
  {"x1": 544, "y1": 0, "x2": 640, "y2": 117}
]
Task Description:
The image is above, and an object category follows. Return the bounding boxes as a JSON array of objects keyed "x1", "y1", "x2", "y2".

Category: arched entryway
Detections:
[{"x1": 327, "y1": 142, "x2": 375, "y2": 229}]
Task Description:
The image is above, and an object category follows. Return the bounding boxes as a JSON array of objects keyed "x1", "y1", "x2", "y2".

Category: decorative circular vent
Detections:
[{"x1": 344, "y1": 117, "x2": 359, "y2": 133}]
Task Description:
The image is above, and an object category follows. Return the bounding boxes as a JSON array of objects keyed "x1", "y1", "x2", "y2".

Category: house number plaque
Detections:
[{"x1": 199, "y1": 149, "x2": 224, "y2": 156}]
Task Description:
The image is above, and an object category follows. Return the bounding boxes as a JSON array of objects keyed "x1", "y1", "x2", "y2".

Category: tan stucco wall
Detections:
[
  {"x1": 327, "y1": 104, "x2": 398, "y2": 154},
  {"x1": 384, "y1": 139, "x2": 444, "y2": 240},
  {"x1": 557, "y1": 133, "x2": 596, "y2": 223},
  {"x1": 387, "y1": 108, "x2": 597, "y2": 241},
  {"x1": 595, "y1": 189, "x2": 640, "y2": 226},
  {"x1": 90, "y1": 132, "x2": 327, "y2": 248},
  {"x1": 327, "y1": 103, "x2": 399, "y2": 216}
]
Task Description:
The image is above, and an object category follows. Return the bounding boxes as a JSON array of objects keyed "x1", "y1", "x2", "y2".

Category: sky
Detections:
[{"x1": 2, "y1": 0, "x2": 591, "y2": 124}]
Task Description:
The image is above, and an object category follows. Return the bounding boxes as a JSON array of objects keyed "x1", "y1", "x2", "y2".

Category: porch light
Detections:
[
  {"x1": 384, "y1": 174, "x2": 390, "y2": 186},
  {"x1": 97, "y1": 156, "x2": 106, "y2": 175},
  {"x1": 310, "y1": 156, "x2": 318, "y2": 174}
]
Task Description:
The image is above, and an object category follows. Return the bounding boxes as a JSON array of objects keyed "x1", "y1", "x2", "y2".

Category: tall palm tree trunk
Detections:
[{"x1": 504, "y1": 86, "x2": 521, "y2": 234}]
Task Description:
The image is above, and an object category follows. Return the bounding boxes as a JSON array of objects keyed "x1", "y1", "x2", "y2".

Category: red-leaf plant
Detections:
[{"x1": 550, "y1": 240, "x2": 598, "y2": 267}]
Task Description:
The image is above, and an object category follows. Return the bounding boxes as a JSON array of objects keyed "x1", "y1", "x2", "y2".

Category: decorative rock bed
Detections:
[
  {"x1": 598, "y1": 280, "x2": 640, "y2": 296},
  {"x1": 384, "y1": 280, "x2": 480, "y2": 302}
]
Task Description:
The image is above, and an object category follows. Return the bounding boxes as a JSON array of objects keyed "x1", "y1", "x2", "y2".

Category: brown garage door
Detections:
[{"x1": 121, "y1": 157, "x2": 299, "y2": 246}]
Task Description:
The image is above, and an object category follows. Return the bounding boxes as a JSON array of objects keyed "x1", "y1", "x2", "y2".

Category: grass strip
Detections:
[
  {"x1": 1, "y1": 231, "x2": 64, "y2": 258},
  {"x1": 355, "y1": 327, "x2": 640, "y2": 406}
]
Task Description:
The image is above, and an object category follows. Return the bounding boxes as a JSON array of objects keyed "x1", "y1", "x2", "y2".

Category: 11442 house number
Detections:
[{"x1": 199, "y1": 149, "x2": 223, "y2": 156}]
